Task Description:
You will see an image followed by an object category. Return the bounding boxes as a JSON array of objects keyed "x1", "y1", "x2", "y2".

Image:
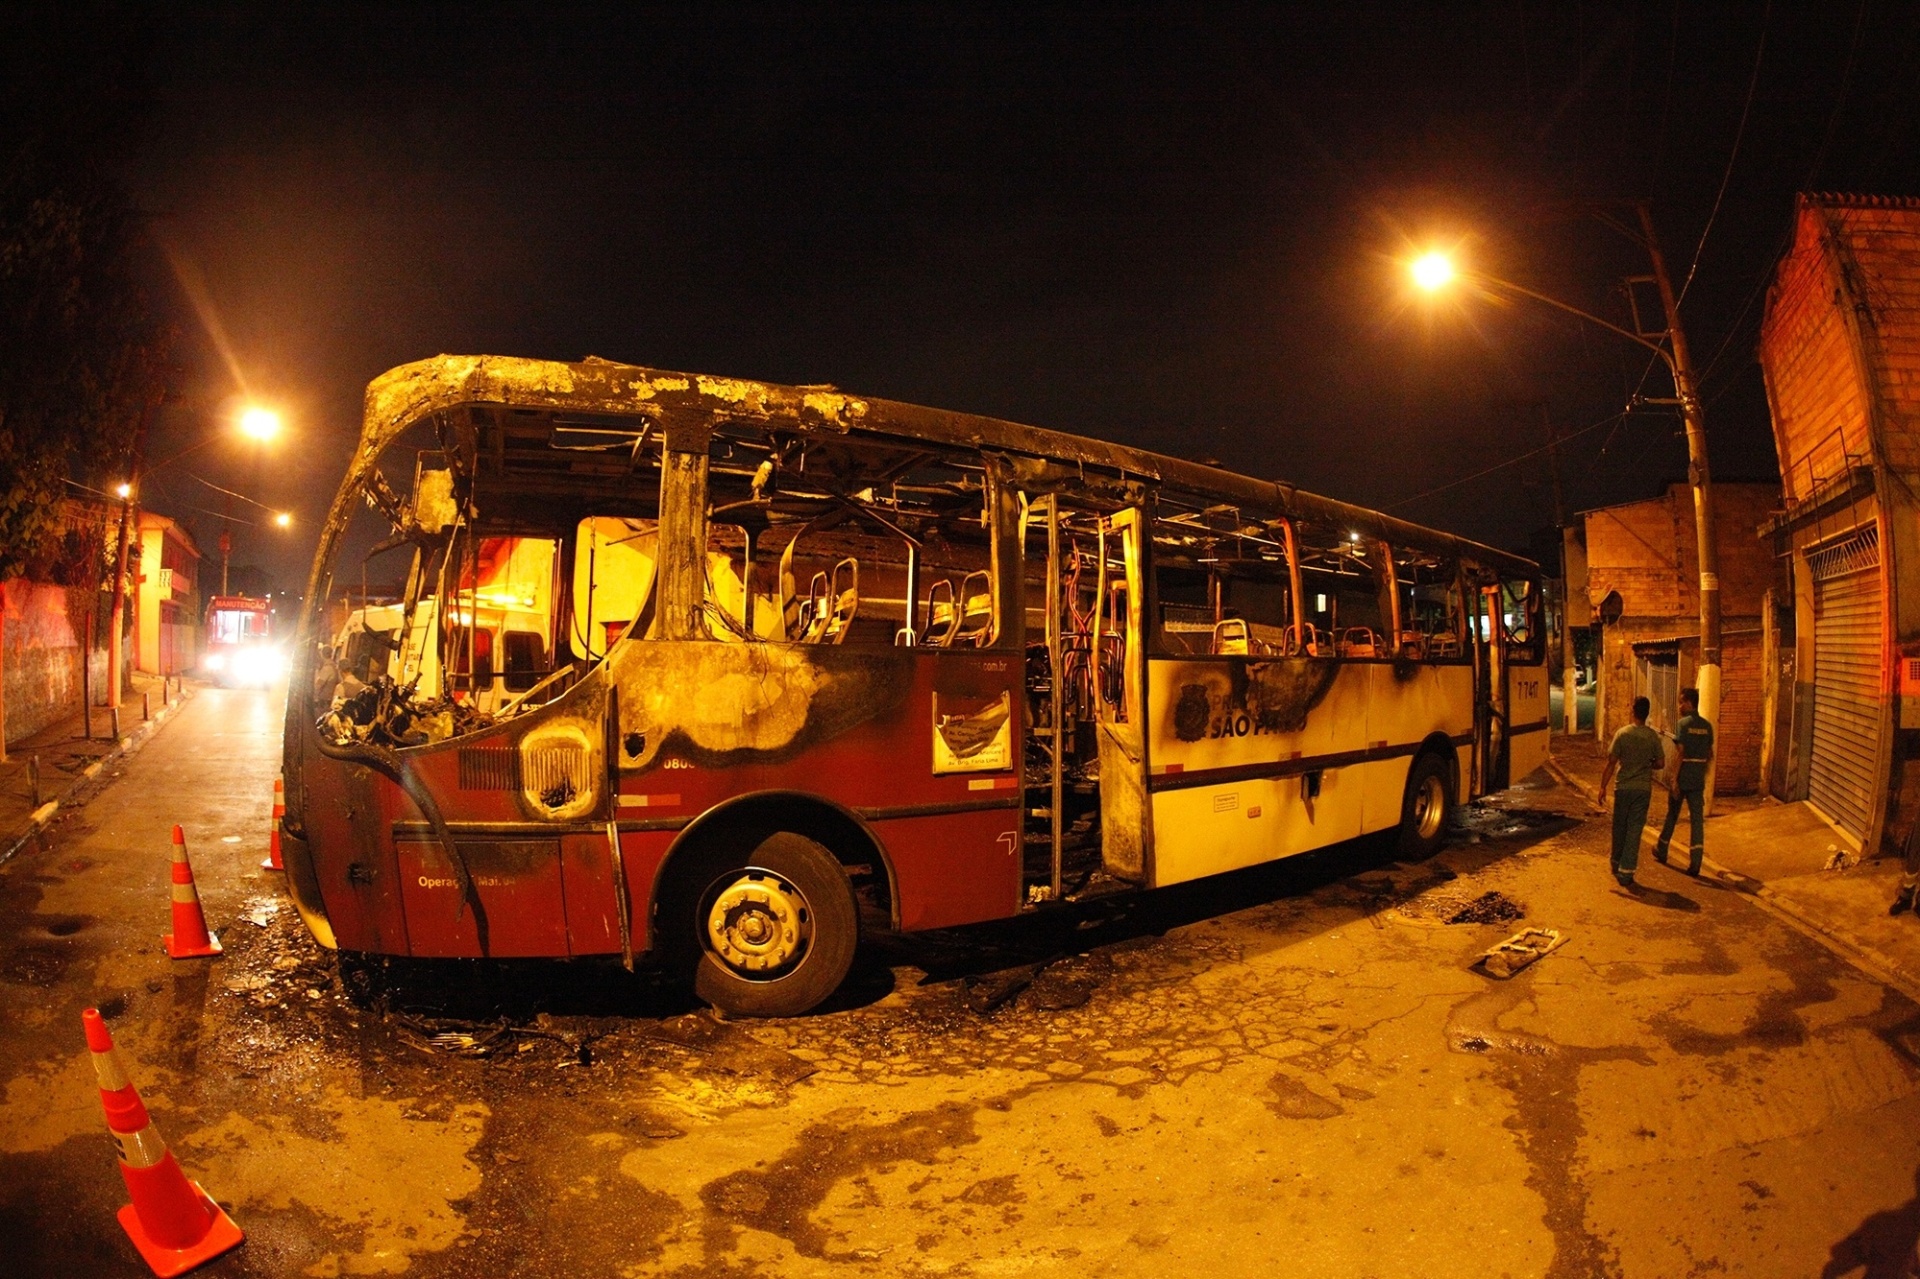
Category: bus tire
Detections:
[
  {"x1": 679, "y1": 832, "x2": 858, "y2": 1018},
  {"x1": 1397, "y1": 751, "x2": 1454, "y2": 860}
]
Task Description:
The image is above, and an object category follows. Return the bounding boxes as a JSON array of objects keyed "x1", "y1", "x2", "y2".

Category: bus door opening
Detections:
[
  {"x1": 1478, "y1": 580, "x2": 1510, "y2": 791},
  {"x1": 1500, "y1": 578, "x2": 1550, "y2": 782},
  {"x1": 1093, "y1": 507, "x2": 1150, "y2": 883}
]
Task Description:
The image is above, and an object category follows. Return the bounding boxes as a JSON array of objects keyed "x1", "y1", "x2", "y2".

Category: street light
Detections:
[
  {"x1": 1408, "y1": 251, "x2": 1676, "y2": 369},
  {"x1": 1404, "y1": 222, "x2": 1722, "y2": 797},
  {"x1": 239, "y1": 405, "x2": 282, "y2": 442},
  {"x1": 114, "y1": 482, "x2": 132, "y2": 500},
  {"x1": 274, "y1": 512, "x2": 292, "y2": 529},
  {"x1": 1410, "y1": 251, "x2": 1456, "y2": 292}
]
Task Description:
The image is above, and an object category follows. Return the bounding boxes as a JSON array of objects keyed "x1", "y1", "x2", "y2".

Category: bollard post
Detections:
[
  {"x1": 29, "y1": 756, "x2": 41, "y2": 808},
  {"x1": 143, "y1": 691, "x2": 151, "y2": 722}
]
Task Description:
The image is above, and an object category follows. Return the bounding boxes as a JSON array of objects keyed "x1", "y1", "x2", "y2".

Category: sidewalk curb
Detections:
[
  {"x1": 1550, "y1": 750, "x2": 1920, "y2": 1004},
  {"x1": 1733, "y1": 875, "x2": 1920, "y2": 1007},
  {"x1": 1545, "y1": 758, "x2": 1602, "y2": 809},
  {"x1": 0, "y1": 687, "x2": 196, "y2": 868}
]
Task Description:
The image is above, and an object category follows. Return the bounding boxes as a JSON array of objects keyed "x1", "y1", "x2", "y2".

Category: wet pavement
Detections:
[{"x1": 5, "y1": 688, "x2": 1920, "y2": 1277}]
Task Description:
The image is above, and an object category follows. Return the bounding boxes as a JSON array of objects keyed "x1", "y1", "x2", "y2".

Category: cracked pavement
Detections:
[{"x1": 4, "y1": 684, "x2": 1920, "y2": 1277}]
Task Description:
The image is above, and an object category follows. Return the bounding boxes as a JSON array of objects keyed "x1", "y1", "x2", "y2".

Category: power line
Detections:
[
  {"x1": 1384, "y1": 410, "x2": 1627, "y2": 514},
  {"x1": 1697, "y1": 0, "x2": 1868, "y2": 387},
  {"x1": 186, "y1": 471, "x2": 278, "y2": 514},
  {"x1": 1675, "y1": 0, "x2": 1771, "y2": 310}
]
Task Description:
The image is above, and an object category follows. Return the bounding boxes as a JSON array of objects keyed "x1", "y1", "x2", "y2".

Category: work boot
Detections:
[
  {"x1": 1892, "y1": 886, "x2": 1916, "y2": 917},
  {"x1": 1653, "y1": 846, "x2": 1670, "y2": 866}
]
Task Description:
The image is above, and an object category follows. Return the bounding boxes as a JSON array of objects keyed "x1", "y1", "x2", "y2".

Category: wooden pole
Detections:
[{"x1": 1638, "y1": 202, "x2": 1721, "y2": 806}]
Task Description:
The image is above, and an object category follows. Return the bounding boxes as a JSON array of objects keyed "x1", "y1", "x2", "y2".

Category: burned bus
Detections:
[{"x1": 281, "y1": 356, "x2": 1547, "y2": 1016}]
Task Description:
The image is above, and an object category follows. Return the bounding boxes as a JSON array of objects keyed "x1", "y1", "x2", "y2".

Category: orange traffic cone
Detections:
[
  {"x1": 83, "y1": 1008, "x2": 244, "y2": 1276},
  {"x1": 163, "y1": 826, "x2": 221, "y2": 959},
  {"x1": 262, "y1": 777, "x2": 285, "y2": 871}
]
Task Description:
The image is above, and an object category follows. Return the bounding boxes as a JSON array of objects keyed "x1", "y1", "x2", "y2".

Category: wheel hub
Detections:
[
  {"x1": 706, "y1": 870, "x2": 812, "y2": 976},
  {"x1": 1414, "y1": 775, "x2": 1447, "y2": 839}
]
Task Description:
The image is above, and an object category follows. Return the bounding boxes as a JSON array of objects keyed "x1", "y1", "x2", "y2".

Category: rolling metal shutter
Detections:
[{"x1": 1807, "y1": 525, "x2": 1884, "y2": 844}]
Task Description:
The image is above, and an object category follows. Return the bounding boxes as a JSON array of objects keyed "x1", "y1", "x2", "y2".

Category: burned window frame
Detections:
[
  {"x1": 693, "y1": 423, "x2": 1013, "y2": 652},
  {"x1": 289, "y1": 357, "x2": 1543, "y2": 768}
]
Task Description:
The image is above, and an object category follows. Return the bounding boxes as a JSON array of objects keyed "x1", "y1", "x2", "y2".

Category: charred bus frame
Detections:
[{"x1": 283, "y1": 356, "x2": 1546, "y2": 1016}]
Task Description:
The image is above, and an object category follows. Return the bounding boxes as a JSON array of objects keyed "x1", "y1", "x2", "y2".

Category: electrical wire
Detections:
[
  {"x1": 1384, "y1": 410, "x2": 1628, "y2": 514},
  {"x1": 1697, "y1": 0, "x2": 1869, "y2": 388},
  {"x1": 1675, "y1": 0, "x2": 1771, "y2": 310},
  {"x1": 186, "y1": 470, "x2": 278, "y2": 514}
]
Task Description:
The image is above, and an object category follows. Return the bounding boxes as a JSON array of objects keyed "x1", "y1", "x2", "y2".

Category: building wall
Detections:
[
  {"x1": 1717, "y1": 630, "x2": 1766, "y2": 795},
  {"x1": 1584, "y1": 496, "x2": 1684, "y2": 621},
  {"x1": 1583, "y1": 481, "x2": 1781, "y2": 795},
  {"x1": 1761, "y1": 216, "x2": 1874, "y2": 500},
  {"x1": 135, "y1": 516, "x2": 201, "y2": 676},
  {"x1": 1759, "y1": 194, "x2": 1920, "y2": 854},
  {"x1": 2, "y1": 579, "x2": 105, "y2": 748}
]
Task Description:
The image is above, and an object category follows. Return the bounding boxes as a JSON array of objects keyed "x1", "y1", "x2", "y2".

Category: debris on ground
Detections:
[
  {"x1": 963, "y1": 964, "x2": 1041, "y2": 1013},
  {"x1": 1444, "y1": 892, "x2": 1525, "y2": 926},
  {"x1": 239, "y1": 897, "x2": 281, "y2": 927},
  {"x1": 1026, "y1": 953, "x2": 1110, "y2": 1010},
  {"x1": 390, "y1": 1013, "x2": 596, "y2": 1062},
  {"x1": 1823, "y1": 845, "x2": 1858, "y2": 872},
  {"x1": 961, "y1": 951, "x2": 1112, "y2": 1014},
  {"x1": 1476, "y1": 927, "x2": 1567, "y2": 979},
  {"x1": 1451, "y1": 801, "x2": 1576, "y2": 842}
]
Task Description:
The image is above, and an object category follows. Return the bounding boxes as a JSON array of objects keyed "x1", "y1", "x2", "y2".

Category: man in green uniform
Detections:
[
  {"x1": 1653, "y1": 686, "x2": 1713, "y2": 876},
  {"x1": 1599, "y1": 696, "x2": 1664, "y2": 888}
]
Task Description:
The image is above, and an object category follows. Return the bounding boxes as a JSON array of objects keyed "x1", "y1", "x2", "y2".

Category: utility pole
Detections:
[
  {"x1": 1637, "y1": 201, "x2": 1721, "y2": 801},
  {"x1": 107, "y1": 490, "x2": 133, "y2": 710},
  {"x1": 1540, "y1": 405, "x2": 1580, "y2": 735},
  {"x1": 107, "y1": 401, "x2": 156, "y2": 711}
]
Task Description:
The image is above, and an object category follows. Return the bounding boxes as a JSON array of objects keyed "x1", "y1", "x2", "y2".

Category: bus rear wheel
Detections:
[
  {"x1": 1397, "y1": 752, "x2": 1454, "y2": 860},
  {"x1": 682, "y1": 832, "x2": 858, "y2": 1018}
]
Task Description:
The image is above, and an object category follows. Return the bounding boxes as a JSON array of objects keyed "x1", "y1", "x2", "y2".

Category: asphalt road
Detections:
[{"x1": 3, "y1": 683, "x2": 1919, "y2": 1278}]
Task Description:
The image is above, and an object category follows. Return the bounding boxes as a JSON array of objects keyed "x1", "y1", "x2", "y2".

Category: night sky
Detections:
[{"x1": 86, "y1": 2, "x2": 1920, "y2": 586}]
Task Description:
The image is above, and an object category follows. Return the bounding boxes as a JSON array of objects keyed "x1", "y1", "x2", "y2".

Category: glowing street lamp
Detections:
[
  {"x1": 114, "y1": 482, "x2": 132, "y2": 500},
  {"x1": 239, "y1": 405, "x2": 282, "y2": 441},
  {"x1": 1410, "y1": 251, "x2": 1456, "y2": 292},
  {"x1": 274, "y1": 512, "x2": 292, "y2": 529}
]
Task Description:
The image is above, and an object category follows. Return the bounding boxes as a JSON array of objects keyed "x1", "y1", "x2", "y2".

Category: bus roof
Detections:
[{"x1": 351, "y1": 354, "x2": 1539, "y2": 579}]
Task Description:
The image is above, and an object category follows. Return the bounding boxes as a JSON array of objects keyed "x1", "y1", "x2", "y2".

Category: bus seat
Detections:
[
  {"x1": 777, "y1": 533, "x2": 803, "y2": 640},
  {"x1": 1397, "y1": 630, "x2": 1427, "y2": 660},
  {"x1": 1212, "y1": 617, "x2": 1250, "y2": 656},
  {"x1": 955, "y1": 570, "x2": 994, "y2": 647},
  {"x1": 923, "y1": 578, "x2": 960, "y2": 647},
  {"x1": 821, "y1": 558, "x2": 859, "y2": 644},
  {"x1": 1339, "y1": 626, "x2": 1378, "y2": 658},
  {"x1": 799, "y1": 571, "x2": 830, "y2": 642}
]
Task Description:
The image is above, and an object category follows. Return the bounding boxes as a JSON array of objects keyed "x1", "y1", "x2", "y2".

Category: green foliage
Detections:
[{"x1": 0, "y1": 4, "x2": 173, "y2": 581}]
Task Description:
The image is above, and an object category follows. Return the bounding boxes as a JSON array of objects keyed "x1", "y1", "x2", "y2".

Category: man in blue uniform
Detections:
[
  {"x1": 1653, "y1": 686, "x2": 1713, "y2": 876},
  {"x1": 1599, "y1": 696, "x2": 1664, "y2": 888}
]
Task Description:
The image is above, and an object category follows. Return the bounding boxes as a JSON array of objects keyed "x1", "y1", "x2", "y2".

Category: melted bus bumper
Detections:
[{"x1": 277, "y1": 824, "x2": 338, "y2": 950}]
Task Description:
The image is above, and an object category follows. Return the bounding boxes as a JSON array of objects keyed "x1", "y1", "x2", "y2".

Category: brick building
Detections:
[
  {"x1": 1580, "y1": 481, "x2": 1783, "y2": 795},
  {"x1": 1758, "y1": 193, "x2": 1920, "y2": 854}
]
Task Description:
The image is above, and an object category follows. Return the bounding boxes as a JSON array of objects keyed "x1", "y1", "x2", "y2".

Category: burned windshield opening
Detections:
[{"x1": 311, "y1": 403, "x2": 1016, "y2": 750}]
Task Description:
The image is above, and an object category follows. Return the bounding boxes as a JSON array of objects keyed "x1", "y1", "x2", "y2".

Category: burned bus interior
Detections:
[{"x1": 311, "y1": 376, "x2": 1531, "y2": 914}]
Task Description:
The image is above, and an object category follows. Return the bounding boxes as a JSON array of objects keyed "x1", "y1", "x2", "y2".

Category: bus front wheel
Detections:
[
  {"x1": 1397, "y1": 752, "x2": 1454, "y2": 860},
  {"x1": 680, "y1": 832, "x2": 858, "y2": 1018}
]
